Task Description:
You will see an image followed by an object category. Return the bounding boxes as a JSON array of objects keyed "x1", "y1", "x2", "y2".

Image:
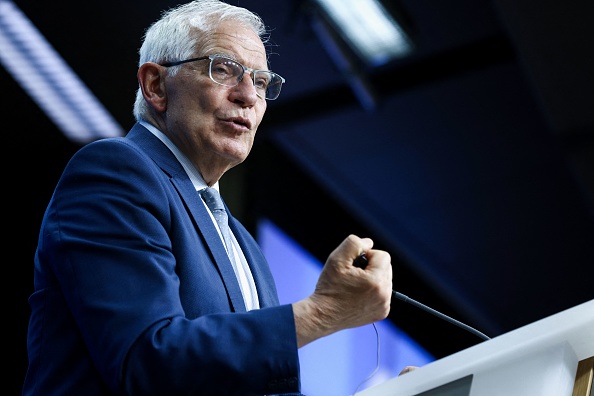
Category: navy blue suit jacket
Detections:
[{"x1": 23, "y1": 123, "x2": 300, "y2": 395}]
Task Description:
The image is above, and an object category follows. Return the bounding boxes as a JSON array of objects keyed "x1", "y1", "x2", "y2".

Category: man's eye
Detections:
[
  {"x1": 254, "y1": 77, "x2": 270, "y2": 89},
  {"x1": 212, "y1": 61, "x2": 238, "y2": 78}
]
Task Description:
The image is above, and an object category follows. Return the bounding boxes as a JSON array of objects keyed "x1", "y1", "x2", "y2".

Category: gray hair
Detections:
[{"x1": 132, "y1": 0, "x2": 269, "y2": 121}]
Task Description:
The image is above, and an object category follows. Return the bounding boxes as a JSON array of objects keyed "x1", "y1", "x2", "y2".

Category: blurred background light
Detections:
[{"x1": 0, "y1": 0, "x2": 123, "y2": 144}]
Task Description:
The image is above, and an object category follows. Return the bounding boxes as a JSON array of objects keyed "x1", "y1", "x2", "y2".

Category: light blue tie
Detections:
[
  {"x1": 200, "y1": 187, "x2": 260, "y2": 310},
  {"x1": 200, "y1": 187, "x2": 234, "y2": 253}
]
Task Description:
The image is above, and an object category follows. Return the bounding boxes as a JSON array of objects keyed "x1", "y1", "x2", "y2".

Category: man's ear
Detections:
[{"x1": 137, "y1": 62, "x2": 167, "y2": 113}]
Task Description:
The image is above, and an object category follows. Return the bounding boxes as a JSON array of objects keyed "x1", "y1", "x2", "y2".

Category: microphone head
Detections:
[{"x1": 353, "y1": 253, "x2": 368, "y2": 269}]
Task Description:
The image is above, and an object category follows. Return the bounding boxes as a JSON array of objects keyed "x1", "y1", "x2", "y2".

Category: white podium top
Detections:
[{"x1": 359, "y1": 298, "x2": 594, "y2": 396}]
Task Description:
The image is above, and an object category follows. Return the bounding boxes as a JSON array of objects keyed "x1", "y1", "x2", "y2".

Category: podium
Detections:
[{"x1": 359, "y1": 299, "x2": 594, "y2": 396}]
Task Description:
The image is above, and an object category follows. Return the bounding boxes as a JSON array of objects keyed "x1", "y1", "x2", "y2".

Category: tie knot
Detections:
[{"x1": 200, "y1": 187, "x2": 225, "y2": 212}]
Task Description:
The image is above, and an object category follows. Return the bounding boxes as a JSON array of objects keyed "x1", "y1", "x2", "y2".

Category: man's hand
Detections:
[
  {"x1": 399, "y1": 366, "x2": 418, "y2": 375},
  {"x1": 293, "y1": 235, "x2": 393, "y2": 348}
]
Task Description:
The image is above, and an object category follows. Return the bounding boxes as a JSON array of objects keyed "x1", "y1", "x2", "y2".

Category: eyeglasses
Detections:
[{"x1": 160, "y1": 54, "x2": 285, "y2": 100}]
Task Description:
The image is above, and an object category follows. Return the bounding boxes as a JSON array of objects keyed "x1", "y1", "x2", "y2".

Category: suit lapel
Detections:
[
  {"x1": 228, "y1": 216, "x2": 280, "y2": 308},
  {"x1": 127, "y1": 124, "x2": 247, "y2": 313},
  {"x1": 172, "y1": 178, "x2": 247, "y2": 313}
]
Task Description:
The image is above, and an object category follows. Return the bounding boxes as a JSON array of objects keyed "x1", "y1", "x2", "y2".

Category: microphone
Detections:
[{"x1": 353, "y1": 253, "x2": 491, "y2": 341}]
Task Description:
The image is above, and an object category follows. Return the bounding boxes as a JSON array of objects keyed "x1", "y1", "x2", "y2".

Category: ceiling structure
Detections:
[{"x1": 5, "y1": 0, "x2": 594, "y2": 393}]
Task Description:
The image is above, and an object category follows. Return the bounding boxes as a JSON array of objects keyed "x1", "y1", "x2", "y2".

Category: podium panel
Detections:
[{"x1": 359, "y1": 299, "x2": 594, "y2": 396}]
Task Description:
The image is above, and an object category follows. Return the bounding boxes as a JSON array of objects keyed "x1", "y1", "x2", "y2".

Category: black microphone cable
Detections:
[
  {"x1": 392, "y1": 290, "x2": 490, "y2": 341},
  {"x1": 350, "y1": 253, "x2": 491, "y2": 395},
  {"x1": 353, "y1": 253, "x2": 490, "y2": 342}
]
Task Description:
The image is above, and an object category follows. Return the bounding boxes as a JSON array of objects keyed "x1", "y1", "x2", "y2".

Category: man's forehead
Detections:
[{"x1": 202, "y1": 27, "x2": 267, "y2": 66}]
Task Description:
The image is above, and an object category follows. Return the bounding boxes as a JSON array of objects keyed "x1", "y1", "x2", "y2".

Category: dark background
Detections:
[{"x1": 5, "y1": 0, "x2": 594, "y2": 394}]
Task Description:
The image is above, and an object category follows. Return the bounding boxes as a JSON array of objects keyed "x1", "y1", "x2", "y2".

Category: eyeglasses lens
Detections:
[{"x1": 209, "y1": 56, "x2": 282, "y2": 100}]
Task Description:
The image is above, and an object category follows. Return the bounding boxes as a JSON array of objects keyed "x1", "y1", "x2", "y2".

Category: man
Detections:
[{"x1": 23, "y1": 1, "x2": 393, "y2": 394}]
